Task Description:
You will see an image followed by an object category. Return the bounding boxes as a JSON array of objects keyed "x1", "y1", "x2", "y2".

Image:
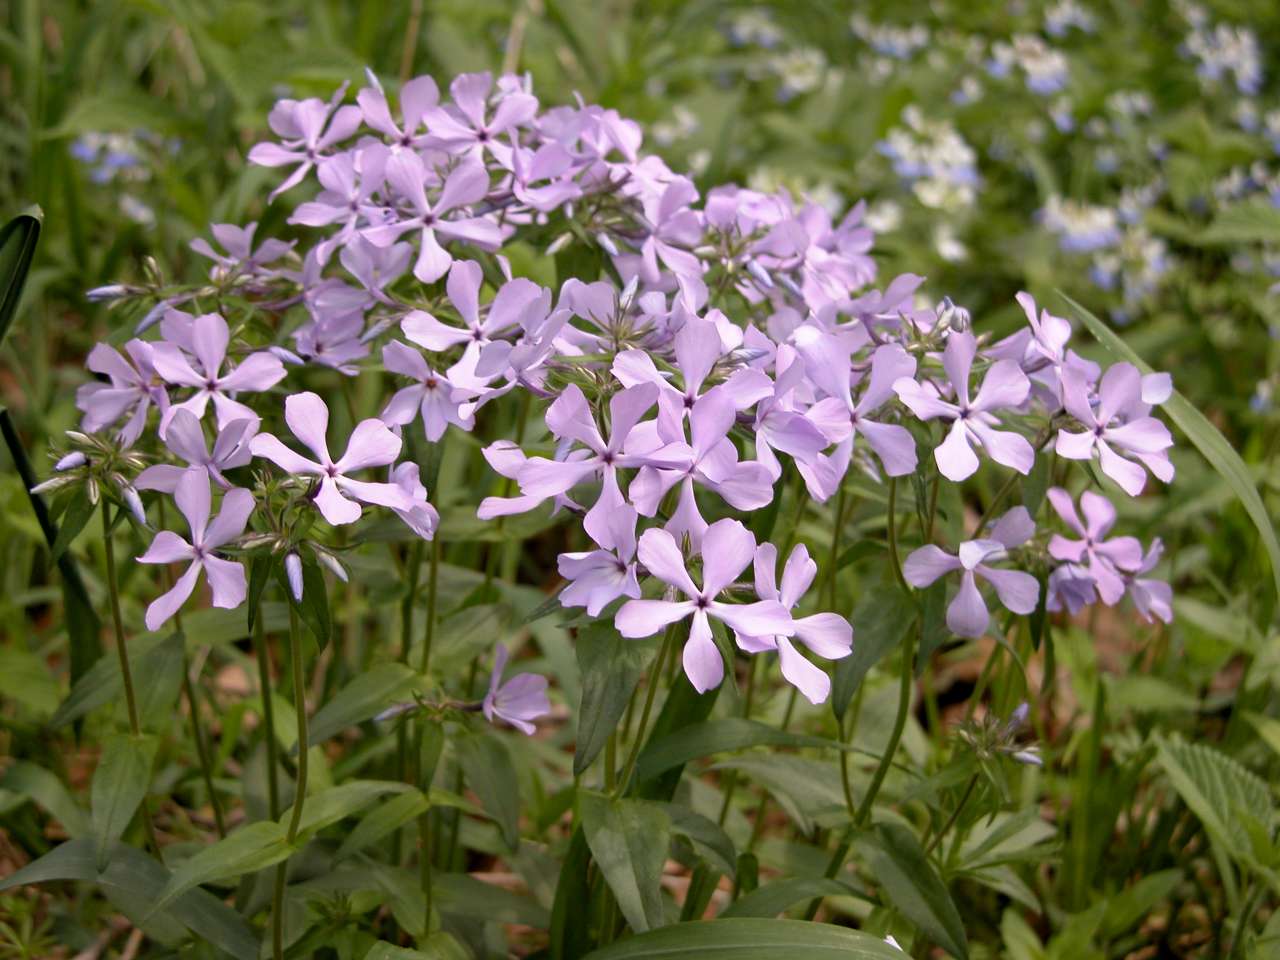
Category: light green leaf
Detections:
[
  {"x1": 288, "y1": 780, "x2": 413, "y2": 837},
  {"x1": 308, "y1": 662, "x2": 423, "y2": 745},
  {"x1": 637, "y1": 718, "x2": 843, "y2": 782},
  {"x1": 1198, "y1": 200, "x2": 1280, "y2": 245},
  {"x1": 1, "y1": 760, "x2": 90, "y2": 837},
  {"x1": 1100, "y1": 868, "x2": 1182, "y2": 939},
  {"x1": 91, "y1": 733, "x2": 158, "y2": 868},
  {"x1": 579, "y1": 790, "x2": 670, "y2": 934},
  {"x1": 582, "y1": 917, "x2": 906, "y2": 959},
  {"x1": 336, "y1": 790, "x2": 431, "y2": 862},
  {"x1": 832, "y1": 584, "x2": 917, "y2": 718},
  {"x1": 151, "y1": 820, "x2": 293, "y2": 917},
  {"x1": 363, "y1": 936, "x2": 470, "y2": 960},
  {"x1": 0, "y1": 646, "x2": 58, "y2": 716},
  {"x1": 657, "y1": 803, "x2": 736, "y2": 878},
  {"x1": 857, "y1": 821, "x2": 968, "y2": 959},
  {"x1": 455, "y1": 731, "x2": 521, "y2": 851},
  {"x1": 1060, "y1": 292, "x2": 1280, "y2": 602}
]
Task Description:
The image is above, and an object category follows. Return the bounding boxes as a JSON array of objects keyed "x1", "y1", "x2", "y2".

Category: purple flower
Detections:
[
  {"x1": 483, "y1": 643, "x2": 551, "y2": 735},
  {"x1": 615, "y1": 519, "x2": 795, "y2": 694},
  {"x1": 76, "y1": 340, "x2": 168, "y2": 445},
  {"x1": 136, "y1": 468, "x2": 254, "y2": 631},
  {"x1": 189, "y1": 222, "x2": 294, "y2": 277},
  {"x1": 1124, "y1": 539, "x2": 1173, "y2": 624},
  {"x1": 135, "y1": 409, "x2": 257, "y2": 493},
  {"x1": 380, "y1": 341, "x2": 476, "y2": 442},
  {"x1": 1046, "y1": 487, "x2": 1143, "y2": 604},
  {"x1": 902, "y1": 507, "x2": 1040, "y2": 638},
  {"x1": 894, "y1": 330, "x2": 1034, "y2": 481},
  {"x1": 288, "y1": 146, "x2": 389, "y2": 263},
  {"x1": 357, "y1": 71, "x2": 439, "y2": 149},
  {"x1": 363, "y1": 151, "x2": 501, "y2": 283},
  {"x1": 738, "y1": 542, "x2": 853, "y2": 705},
  {"x1": 799, "y1": 333, "x2": 919, "y2": 481},
  {"x1": 388, "y1": 462, "x2": 440, "y2": 540},
  {"x1": 427, "y1": 72, "x2": 538, "y2": 165},
  {"x1": 1046, "y1": 562, "x2": 1098, "y2": 615},
  {"x1": 1055, "y1": 363, "x2": 1174, "y2": 496},
  {"x1": 151, "y1": 312, "x2": 286, "y2": 430},
  {"x1": 248, "y1": 89, "x2": 363, "y2": 201},
  {"x1": 750, "y1": 344, "x2": 831, "y2": 483},
  {"x1": 249, "y1": 391, "x2": 412, "y2": 525},
  {"x1": 558, "y1": 503, "x2": 642, "y2": 616}
]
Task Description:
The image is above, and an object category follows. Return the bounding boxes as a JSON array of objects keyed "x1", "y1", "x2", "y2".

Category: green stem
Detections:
[
  {"x1": 615, "y1": 622, "x2": 678, "y2": 797},
  {"x1": 887, "y1": 477, "x2": 908, "y2": 594},
  {"x1": 717, "y1": 656, "x2": 760, "y2": 826},
  {"x1": 255, "y1": 615, "x2": 280, "y2": 820},
  {"x1": 102, "y1": 500, "x2": 162, "y2": 857},
  {"x1": 924, "y1": 772, "x2": 978, "y2": 855},
  {"x1": 394, "y1": 539, "x2": 424, "y2": 863},
  {"x1": 273, "y1": 605, "x2": 310, "y2": 960},
  {"x1": 822, "y1": 484, "x2": 850, "y2": 609}
]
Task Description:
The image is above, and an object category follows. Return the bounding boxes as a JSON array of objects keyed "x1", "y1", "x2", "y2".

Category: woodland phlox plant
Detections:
[{"x1": 41, "y1": 63, "x2": 1179, "y2": 955}]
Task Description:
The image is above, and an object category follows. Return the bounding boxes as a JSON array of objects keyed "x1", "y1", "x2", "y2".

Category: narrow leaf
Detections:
[
  {"x1": 575, "y1": 622, "x2": 655, "y2": 775},
  {"x1": 832, "y1": 585, "x2": 917, "y2": 718},
  {"x1": 637, "y1": 718, "x2": 843, "y2": 782},
  {"x1": 582, "y1": 917, "x2": 906, "y2": 959},
  {"x1": 579, "y1": 790, "x2": 670, "y2": 934},
  {"x1": 454, "y1": 731, "x2": 521, "y2": 851},
  {"x1": 308, "y1": 662, "x2": 422, "y2": 745},
  {"x1": 90, "y1": 733, "x2": 158, "y2": 868}
]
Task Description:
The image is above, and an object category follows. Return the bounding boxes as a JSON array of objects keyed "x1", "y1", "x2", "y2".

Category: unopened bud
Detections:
[
  {"x1": 746, "y1": 259, "x2": 774, "y2": 289},
  {"x1": 86, "y1": 284, "x2": 135, "y2": 302},
  {"x1": 595, "y1": 232, "x2": 619, "y2": 256},
  {"x1": 314, "y1": 549, "x2": 349, "y2": 583},
  {"x1": 285, "y1": 552, "x2": 304, "y2": 602},
  {"x1": 121, "y1": 486, "x2": 148, "y2": 527},
  {"x1": 55, "y1": 451, "x2": 87, "y2": 471},
  {"x1": 546, "y1": 233, "x2": 573, "y2": 256}
]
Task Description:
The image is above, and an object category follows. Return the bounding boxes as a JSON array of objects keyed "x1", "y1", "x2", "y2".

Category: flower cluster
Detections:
[{"x1": 62, "y1": 68, "x2": 1177, "y2": 735}]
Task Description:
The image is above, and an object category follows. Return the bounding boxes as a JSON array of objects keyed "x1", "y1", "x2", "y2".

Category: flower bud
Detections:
[
  {"x1": 121, "y1": 486, "x2": 148, "y2": 527},
  {"x1": 86, "y1": 284, "x2": 135, "y2": 302},
  {"x1": 285, "y1": 552, "x2": 304, "y2": 602},
  {"x1": 55, "y1": 451, "x2": 88, "y2": 472},
  {"x1": 595, "y1": 232, "x2": 619, "y2": 256},
  {"x1": 314, "y1": 549, "x2": 349, "y2": 583},
  {"x1": 545, "y1": 233, "x2": 573, "y2": 256},
  {"x1": 746, "y1": 259, "x2": 775, "y2": 289}
]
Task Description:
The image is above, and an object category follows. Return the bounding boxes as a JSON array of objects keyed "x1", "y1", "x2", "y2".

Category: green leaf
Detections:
[
  {"x1": 711, "y1": 755, "x2": 848, "y2": 835},
  {"x1": 247, "y1": 553, "x2": 272, "y2": 632},
  {"x1": 51, "y1": 494, "x2": 95, "y2": 562},
  {"x1": 0, "y1": 839, "x2": 258, "y2": 959},
  {"x1": 0, "y1": 212, "x2": 41, "y2": 348},
  {"x1": 434, "y1": 872, "x2": 550, "y2": 927},
  {"x1": 1198, "y1": 200, "x2": 1280, "y2": 244},
  {"x1": 636, "y1": 718, "x2": 843, "y2": 782},
  {"x1": 308, "y1": 662, "x2": 423, "y2": 745},
  {"x1": 635, "y1": 668, "x2": 722, "y2": 800},
  {"x1": 455, "y1": 731, "x2": 521, "y2": 851},
  {"x1": 0, "y1": 761, "x2": 90, "y2": 837},
  {"x1": 582, "y1": 917, "x2": 907, "y2": 959},
  {"x1": 1100, "y1": 868, "x2": 1182, "y2": 939},
  {"x1": 0, "y1": 646, "x2": 59, "y2": 716},
  {"x1": 550, "y1": 828, "x2": 595, "y2": 960},
  {"x1": 288, "y1": 781, "x2": 412, "y2": 837},
  {"x1": 151, "y1": 820, "x2": 293, "y2": 916},
  {"x1": 337, "y1": 790, "x2": 431, "y2": 862},
  {"x1": 575, "y1": 621, "x2": 656, "y2": 776},
  {"x1": 722, "y1": 877, "x2": 864, "y2": 918},
  {"x1": 857, "y1": 822, "x2": 969, "y2": 959},
  {"x1": 48, "y1": 633, "x2": 167, "y2": 729},
  {"x1": 1155, "y1": 735, "x2": 1273, "y2": 862},
  {"x1": 579, "y1": 790, "x2": 671, "y2": 934},
  {"x1": 832, "y1": 584, "x2": 917, "y2": 718},
  {"x1": 133, "y1": 631, "x2": 187, "y2": 731},
  {"x1": 659, "y1": 803, "x2": 736, "y2": 878},
  {"x1": 1060, "y1": 292, "x2": 1280, "y2": 603},
  {"x1": 363, "y1": 936, "x2": 470, "y2": 960},
  {"x1": 91, "y1": 733, "x2": 158, "y2": 868}
]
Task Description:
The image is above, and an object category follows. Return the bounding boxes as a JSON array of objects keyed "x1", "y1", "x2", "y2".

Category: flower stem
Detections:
[
  {"x1": 101, "y1": 499, "x2": 162, "y2": 858},
  {"x1": 415, "y1": 536, "x2": 441, "y2": 935},
  {"x1": 615, "y1": 622, "x2": 677, "y2": 797},
  {"x1": 272, "y1": 604, "x2": 309, "y2": 960},
  {"x1": 887, "y1": 477, "x2": 909, "y2": 593},
  {"x1": 924, "y1": 772, "x2": 979, "y2": 855}
]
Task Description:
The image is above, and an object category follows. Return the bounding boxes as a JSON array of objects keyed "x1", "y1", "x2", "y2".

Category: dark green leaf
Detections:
[
  {"x1": 575, "y1": 622, "x2": 656, "y2": 775},
  {"x1": 857, "y1": 822, "x2": 968, "y2": 959},
  {"x1": 0, "y1": 761, "x2": 90, "y2": 837},
  {"x1": 637, "y1": 718, "x2": 843, "y2": 782},
  {"x1": 582, "y1": 917, "x2": 907, "y2": 959},
  {"x1": 289, "y1": 781, "x2": 413, "y2": 836},
  {"x1": 336, "y1": 790, "x2": 430, "y2": 862},
  {"x1": 0, "y1": 212, "x2": 41, "y2": 348},
  {"x1": 150, "y1": 820, "x2": 293, "y2": 916},
  {"x1": 308, "y1": 662, "x2": 422, "y2": 745},
  {"x1": 832, "y1": 585, "x2": 917, "y2": 718},
  {"x1": 90, "y1": 733, "x2": 157, "y2": 868},
  {"x1": 549, "y1": 827, "x2": 594, "y2": 960},
  {"x1": 658, "y1": 803, "x2": 736, "y2": 878},
  {"x1": 635, "y1": 668, "x2": 721, "y2": 800},
  {"x1": 247, "y1": 553, "x2": 272, "y2": 632},
  {"x1": 579, "y1": 790, "x2": 670, "y2": 933},
  {"x1": 455, "y1": 731, "x2": 520, "y2": 851},
  {"x1": 722, "y1": 876, "x2": 863, "y2": 918},
  {"x1": 51, "y1": 494, "x2": 95, "y2": 562},
  {"x1": 363, "y1": 936, "x2": 470, "y2": 960}
]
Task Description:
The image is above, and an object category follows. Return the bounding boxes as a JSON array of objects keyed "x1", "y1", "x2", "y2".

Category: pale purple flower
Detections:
[
  {"x1": 135, "y1": 409, "x2": 257, "y2": 493},
  {"x1": 427, "y1": 72, "x2": 538, "y2": 165},
  {"x1": 615, "y1": 519, "x2": 795, "y2": 694},
  {"x1": 738, "y1": 542, "x2": 853, "y2": 705},
  {"x1": 483, "y1": 643, "x2": 551, "y2": 735},
  {"x1": 750, "y1": 344, "x2": 830, "y2": 483},
  {"x1": 1046, "y1": 562, "x2": 1098, "y2": 615},
  {"x1": 357, "y1": 71, "x2": 439, "y2": 148},
  {"x1": 380, "y1": 341, "x2": 476, "y2": 441},
  {"x1": 799, "y1": 333, "x2": 919, "y2": 479},
  {"x1": 894, "y1": 330, "x2": 1034, "y2": 481},
  {"x1": 902, "y1": 507, "x2": 1040, "y2": 638},
  {"x1": 151, "y1": 312, "x2": 286, "y2": 430},
  {"x1": 557, "y1": 503, "x2": 641, "y2": 616},
  {"x1": 76, "y1": 339, "x2": 168, "y2": 445},
  {"x1": 388, "y1": 462, "x2": 440, "y2": 540},
  {"x1": 248, "y1": 89, "x2": 363, "y2": 201},
  {"x1": 136, "y1": 468, "x2": 254, "y2": 631},
  {"x1": 249, "y1": 391, "x2": 411, "y2": 525},
  {"x1": 1056, "y1": 363, "x2": 1174, "y2": 496},
  {"x1": 511, "y1": 141, "x2": 582, "y2": 211},
  {"x1": 476, "y1": 440, "x2": 587, "y2": 520},
  {"x1": 288, "y1": 146, "x2": 389, "y2": 263},
  {"x1": 363, "y1": 151, "x2": 501, "y2": 283},
  {"x1": 628, "y1": 177, "x2": 705, "y2": 285},
  {"x1": 294, "y1": 313, "x2": 370, "y2": 375},
  {"x1": 189, "y1": 222, "x2": 294, "y2": 276},
  {"x1": 1046, "y1": 487, "x2": 1143, "y2": 604},
  {"x1": 1124, "y1": 539, "x2": 1173, "y2": 624}
]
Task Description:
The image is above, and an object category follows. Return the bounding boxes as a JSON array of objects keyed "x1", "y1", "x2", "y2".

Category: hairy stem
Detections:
[{"x1": 255, "y1": 615, "x2": 280, "y2": 820}]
